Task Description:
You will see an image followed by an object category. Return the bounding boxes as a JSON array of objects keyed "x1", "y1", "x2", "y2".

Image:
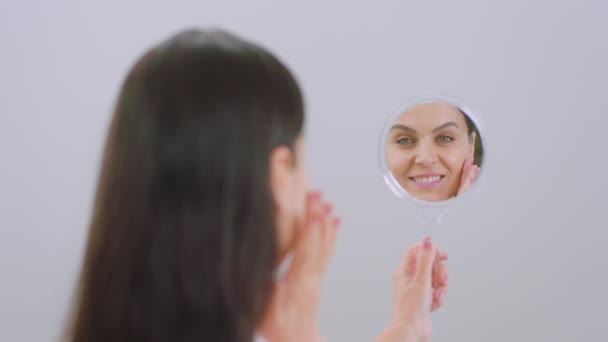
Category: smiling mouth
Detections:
[{"x1": 408, "y1": 175, "x2": 445, "y2": 188}]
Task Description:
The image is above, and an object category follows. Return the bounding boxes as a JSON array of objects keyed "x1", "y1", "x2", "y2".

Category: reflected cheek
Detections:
[
  {"x1": 441, "y1": 153, "x2": 466, "y2": 180},
  {"x1": 385, "y1": 148, "x2": 398, "y2": 169},
  {"x1": 388, "y1": 150, "x2": 410, "y2": 171},
  {"x1": 388, "y1": 152, "x2": 415, "y2": 188}
]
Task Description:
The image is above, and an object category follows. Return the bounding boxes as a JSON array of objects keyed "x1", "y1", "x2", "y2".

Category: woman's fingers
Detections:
[
  {"x1": 321, "y1": 211, "x2": 340, "y2": 266},
  {"x1": 315, "y1": 195, "x2": 339, "y2": 265},
  {"x1": 287, "y1": 192, "x2": 339, "y2": 285},
  {"x1": 396, "y1": 243, "x2": 419, "y2": 284},
  {"x1": 432, "y1": 259, "x2": 447, "y2": 288},
  {"x1": 260, "y1": 191, "x2": 336, "y2": 342},
  {"x1": 458, "y1": 158, "x2": 472, "y2": 193},
  {"x1": 307, "y1": 191, "x2": 323, "y2": 222},
  {"x1": 412, "y1": 237, "x2": 437, "y2": 290},
  {"x1": 437, "y1": 248, "x2": 448, "y2": 261},
  {"x1": 431, "y1": 285, "x2": 447, "y2": 312},
  {"x1": 287, "y1": 193, "x2": 322, "y2": 281},
  {"x1": 431, "y1": 253, "x2": 448, "y2": 311},
  {"x1": 387, "y1": 238, "x2": 449, "y2": 341},
  {"x1": 469, "y1": 165, "x2": 478, "y2": 183},
  {"x1": 458, "y1": 157, "x2": 479, "y2": 195},
  {"x1": 398, "y1": 245, "x2": 447, "y2": 287}
]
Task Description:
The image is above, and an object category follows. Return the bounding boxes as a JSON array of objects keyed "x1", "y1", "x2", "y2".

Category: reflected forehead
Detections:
[{"x1": 396, "y1": 102, "x2": 467, "y2": 128}]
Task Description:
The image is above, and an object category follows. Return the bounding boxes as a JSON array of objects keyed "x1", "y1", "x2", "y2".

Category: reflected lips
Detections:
[{"x1": 409, "y1": 174, "x2": 444, "y2": 188}]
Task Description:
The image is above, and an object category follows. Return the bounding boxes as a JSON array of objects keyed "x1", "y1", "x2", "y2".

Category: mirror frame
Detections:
[{"x1": 378, "y1": 94, "x2": 488, "y2": 207}]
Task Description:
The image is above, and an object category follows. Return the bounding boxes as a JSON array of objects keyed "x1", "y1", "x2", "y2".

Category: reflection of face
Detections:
[{"x1": 385, "y1": 103, "x2": 474, "y2": 202}]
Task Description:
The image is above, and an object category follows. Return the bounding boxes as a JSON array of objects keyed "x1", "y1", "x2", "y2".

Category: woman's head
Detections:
[
  {"x1": 385, "y1": 102, "x2": 480, "y2": 202},
  {"x1": 68, "y1": 29, "x2": 308, "y2": 342}
]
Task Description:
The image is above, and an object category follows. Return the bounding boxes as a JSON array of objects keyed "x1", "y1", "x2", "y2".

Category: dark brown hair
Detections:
[
  {"x1": 460, "y1": 109, "x2": 483, "y2": 166},
  {"x1": 67, "y1": 29, "x2": 304, "y2": 342}
]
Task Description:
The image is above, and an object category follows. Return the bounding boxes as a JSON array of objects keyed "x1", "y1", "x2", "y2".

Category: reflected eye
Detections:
[
  {"x1": 437, "y1": 135, "x2": 454, "y2": 143},
  {"x1": 396, "y1": 137, "x2": 414, "y2": 145}
]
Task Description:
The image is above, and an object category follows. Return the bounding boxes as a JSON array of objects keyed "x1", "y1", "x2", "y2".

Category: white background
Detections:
[{"x1": 2, "y1": 1, "x2": 607, "y2": 341}]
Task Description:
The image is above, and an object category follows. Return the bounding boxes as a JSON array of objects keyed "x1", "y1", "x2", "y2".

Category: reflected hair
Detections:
[
  {"x1": 66, "y1": 29, "x2": 304, "y2": 342},
  {"x1": 459, "y1": 109, "x2": 483, "y2": 166}
]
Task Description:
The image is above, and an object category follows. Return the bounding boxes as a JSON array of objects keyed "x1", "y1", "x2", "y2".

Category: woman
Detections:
[
  {"x1": 66, "y1": 29, "x2": 448, "y2": 342},
  {"x1": 385, "y1": 102, "x2": 482, "y2": 202}
]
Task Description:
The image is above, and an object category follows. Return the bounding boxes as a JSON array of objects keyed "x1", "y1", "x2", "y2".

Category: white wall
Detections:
[{"x1": 2, "y1": 1, "x2": 607, "y2": 341}]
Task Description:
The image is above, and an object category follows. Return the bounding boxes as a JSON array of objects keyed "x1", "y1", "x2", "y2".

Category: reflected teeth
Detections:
[{"x1": 413, "y1": 176, "x2": 441, "y2": 183}]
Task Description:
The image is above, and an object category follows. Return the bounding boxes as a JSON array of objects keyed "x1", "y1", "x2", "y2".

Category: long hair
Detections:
[{"x1": 67, "y1": 29, "x2": 304, "y2": 342}]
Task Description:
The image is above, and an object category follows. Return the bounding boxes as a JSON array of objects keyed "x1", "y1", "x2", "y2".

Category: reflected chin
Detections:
[
  {"x1": 403, "y1": 181, "x2": 449, "y2": 202},
  {"x1": 417, "y1": 193, "x2": 445, "y2": 202},
  {"x1": 405, "y1": 189, "x2": 441, "y2": 202}
]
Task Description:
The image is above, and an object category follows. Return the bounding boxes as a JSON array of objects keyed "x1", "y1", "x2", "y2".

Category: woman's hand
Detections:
[
  {"x1": 375, "y1": 237, "x2": 449, "y2": 342},
  {"x1": 259, "y1": 192, "x2": 340, "y2": 342},
  {"x1": 457, "y1": 157, "x2": 480, "y2": 196}
]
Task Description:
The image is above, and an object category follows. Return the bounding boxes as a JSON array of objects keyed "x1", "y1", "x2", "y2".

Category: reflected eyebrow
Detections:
[
  {"x1": 390, "y1": 124, "x2": 417, "y2": 134},
  {"x1": 432, "y1": 122, "x2": 460, "y2": 133}
]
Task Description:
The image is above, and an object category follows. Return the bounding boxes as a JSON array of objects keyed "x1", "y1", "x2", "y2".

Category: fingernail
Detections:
[
  {"x1": 423, "y1": 237, "x2": 432, "y2": 250},
  {"x1": 333, "y1": 216, "x2": 341, "y2": 226}
]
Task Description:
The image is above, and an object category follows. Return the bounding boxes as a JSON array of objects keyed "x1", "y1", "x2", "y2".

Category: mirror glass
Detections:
[{"x1": 380, "y1": 97, "x2": 485, "y2": 204}]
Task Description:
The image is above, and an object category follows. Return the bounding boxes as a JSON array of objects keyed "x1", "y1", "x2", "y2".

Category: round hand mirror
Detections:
[{"x1": 379, "y1": 95, "x2": 486, "y2": 226}]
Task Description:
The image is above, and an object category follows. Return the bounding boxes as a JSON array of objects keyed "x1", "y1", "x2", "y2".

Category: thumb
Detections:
[{"x1": 412, "y1": 236, "x2": 437, "y2": 288}]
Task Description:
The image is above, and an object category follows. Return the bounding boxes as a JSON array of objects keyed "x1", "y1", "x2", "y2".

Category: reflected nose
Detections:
[{"x1": 414, "y1": 142, "x2": 438, "y2": 165}]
